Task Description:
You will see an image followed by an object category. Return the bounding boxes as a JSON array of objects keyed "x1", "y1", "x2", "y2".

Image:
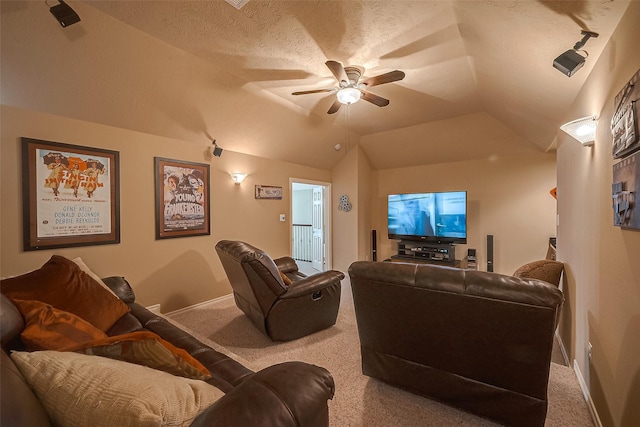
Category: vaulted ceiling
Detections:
[{"x1": 71, "y1": 1, "x2": 632, "y2": 168}]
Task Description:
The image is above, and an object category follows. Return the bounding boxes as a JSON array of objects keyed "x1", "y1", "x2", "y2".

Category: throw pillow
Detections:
[
  {"x1": 279, "y1": 270, "x2": 293, "y2": 286},
  {"x1": 69, "y1": 331, "x2": 212, "y2": 380},
  {"x1": 72, "y1": 256, "x2": 119, "y2": 298},
  {"x1": 1, "y1": 255, "x2": 130, "y2": 331},
  {"x1": 11, "y1": 350, "x2": 223, "y2": 427},
  {"x1": 513, "y1": 260, "x2": 564, "y2": 287},
  {"x1": 14, "y1": 299, "x2": 108, "y2": 351}
]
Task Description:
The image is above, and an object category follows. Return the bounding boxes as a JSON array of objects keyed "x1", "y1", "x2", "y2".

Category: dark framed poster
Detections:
[
  {"x1": 21, "y1": 138, "x2": 120, "y2": 251},
  {"x1": 612, "y1": 151, "x2": 640, "y2": 230},
  {"x1": 154, "y1": 157, "x2": 210, "y2": 239},
  {"x1": 611, "y1": 68, "x2": 640, "y2": 159}
]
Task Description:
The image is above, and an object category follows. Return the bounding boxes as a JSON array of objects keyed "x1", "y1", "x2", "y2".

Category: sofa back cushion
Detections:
[{"x1": 1, "y1": 255, "x2": 130, "y2": 332}]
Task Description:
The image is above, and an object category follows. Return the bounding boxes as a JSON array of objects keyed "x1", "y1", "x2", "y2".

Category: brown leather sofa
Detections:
[
  {"x1": 215, "y1": 240, "x2": 344, "y2": 341},
  {"x1": 348, "y1": 261, "x2": 564, "y2": 427},
  {"x1": 1, "y1": 276, "x2": 335, "y2": 427}
]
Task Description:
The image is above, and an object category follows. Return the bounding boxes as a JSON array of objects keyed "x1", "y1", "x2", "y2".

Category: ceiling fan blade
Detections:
[
  {"x1": 360, "y1": 91, "x2": 390, "y2": 107},
  {"x1": 327, "y1": 99, "x2": 342, "y2": 114},
  {"x1": 361, "y1": 70, "x2": 405, "y2": 87},
  {"x1": 325, "y1": 60, "x2": 349, "y2": 85},
  {"x1": 292, "y1": 89, "x2": 335, "y2": 95}
]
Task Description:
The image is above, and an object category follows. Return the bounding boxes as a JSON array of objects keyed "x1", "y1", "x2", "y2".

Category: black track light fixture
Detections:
[
  {"x1": 211, "y1": 140, "x2": 223, "y2": 158},
  {"x1": 553, "y1": 30, "x2": 599, "y2": 77},
  {"x1": 50, "y1": 1, "x2": 81, "y2": 28}
]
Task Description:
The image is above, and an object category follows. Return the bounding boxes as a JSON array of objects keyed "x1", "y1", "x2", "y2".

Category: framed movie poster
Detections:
[
  {"x1": 612, "y1": 151, "x2": 640, "y2": 230},
  {"x1": 255, "y1": 185, "x2": 283, "y2": 200},
  {"x1": 154, "y1": 157, "x2": 210, "y2": 239},
  {"x1": 21, "y1": 138, "x2": 120, "y2": 251},
  {"x1": 611, "y1": 68, "x2": 640, "y2": 159}
]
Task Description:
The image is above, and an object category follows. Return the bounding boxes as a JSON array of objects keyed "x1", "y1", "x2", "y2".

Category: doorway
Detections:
[{"x1": 290, "y1": 179, "x2": 332, "y2": 274}]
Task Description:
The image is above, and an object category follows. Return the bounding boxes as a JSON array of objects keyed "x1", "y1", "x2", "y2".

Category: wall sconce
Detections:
[
  {"x1": 230, "y1": 173, "x2": 247, "y2": 184},
  {"x1": 560, "y1": 115, "x2": 598, "y2": 146},
  {"x1": 50, "y1": 1, "x2": 81, "y2": 27}
]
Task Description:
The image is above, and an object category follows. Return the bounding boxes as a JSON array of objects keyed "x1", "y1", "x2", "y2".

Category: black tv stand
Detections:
[{"x1": 391, "y1": 241, "x2": 458, "y2": 267}]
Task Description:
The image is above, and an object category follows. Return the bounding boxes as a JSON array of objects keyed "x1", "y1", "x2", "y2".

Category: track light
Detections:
[
  {"x1": 50, "y1": 1, "x2": 81, "y2": 28},
  {"x1": 553, "y1": 30, "x2": 598, "y2": 77},
  {"x1": 211, "y1": 140, "x2": 223, "y2": 158}
]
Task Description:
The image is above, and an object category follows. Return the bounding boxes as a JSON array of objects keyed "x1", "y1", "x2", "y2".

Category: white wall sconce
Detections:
[
  {"x1": 230, "y1": 172, "x2": 247, "y2": 184},
  {"x1": 560, "y1": 115, "x2": 598, "y2": 146}
]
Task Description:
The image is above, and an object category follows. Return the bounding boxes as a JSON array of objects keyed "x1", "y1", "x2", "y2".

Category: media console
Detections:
[{"x1": 390, "y1": 241, "x2": 459, "y2": 267}]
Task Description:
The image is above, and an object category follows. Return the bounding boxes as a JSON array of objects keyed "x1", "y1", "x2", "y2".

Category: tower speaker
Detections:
[
  {"x1": 487, "y1": 235, "x2": 494, "y2": 272},
  {"x1": 371, "y1": 230, "x2": 377, "y2": 261}
]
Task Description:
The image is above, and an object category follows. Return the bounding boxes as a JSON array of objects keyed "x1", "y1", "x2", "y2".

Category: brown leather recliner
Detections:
[
  {"x1": 215, "y1": 240, "x2": 344, "y2": 341},
  {"x1": 348, "y1": 261, "x2": 564, "y2": 427}
]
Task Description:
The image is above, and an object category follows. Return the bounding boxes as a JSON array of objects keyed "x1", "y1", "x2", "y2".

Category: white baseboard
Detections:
[
  {"x1": 146, "y1": 304, "x2": 161, "y2": 314},
  {"x1": 165, "y1": 294, "x2": 233, "y2": 317},
  {"x1": 555, "y1": 330, "x2": 570, "y2": 366},
  {"x1": 572, "y1": 359, "x2": 603, "y2": 427},
  {"x1": 555, "y1": 331, "x2": 602, "y2": 427}
]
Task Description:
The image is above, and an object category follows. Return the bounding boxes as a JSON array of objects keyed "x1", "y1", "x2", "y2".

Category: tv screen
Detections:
[{"x1": 387, "y1": 191, "x2": 467, "y2": 244}]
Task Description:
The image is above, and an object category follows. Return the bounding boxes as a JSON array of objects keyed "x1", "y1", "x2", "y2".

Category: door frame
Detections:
[{"x1": 290, "y1": 178, "x2": 332, "y2": 271}]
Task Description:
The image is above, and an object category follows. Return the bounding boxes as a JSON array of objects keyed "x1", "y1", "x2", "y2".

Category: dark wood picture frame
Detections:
[
  {"x1": 255, "y1": 185, "x2": 283, "y2": 200},
  {"x1": 611, "y1": 68, "x2": 640, "y2": 159},
  {"x1": 21, "y1": 137, "x2": 120, "y2": 251},
  {"x1": 154, "y1": 157, "x2": 210, "y2": 239}
]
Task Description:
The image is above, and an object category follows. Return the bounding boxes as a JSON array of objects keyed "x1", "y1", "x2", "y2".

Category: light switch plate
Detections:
[{"x1": 279, "y1": 214, "x2": 286, "y2": 222}]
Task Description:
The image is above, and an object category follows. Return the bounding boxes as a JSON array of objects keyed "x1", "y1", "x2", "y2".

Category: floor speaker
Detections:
[
  {"x1": 372, "y1": 230, "x2": 377, "y2": 261},
  {"x1": 487, "y1": 235, "x2": 494, "y2": 272}
]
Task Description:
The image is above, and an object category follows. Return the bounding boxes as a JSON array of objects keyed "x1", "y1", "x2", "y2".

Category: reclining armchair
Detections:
[{"x1": 215, "y1": 240, "x2": 344, "y2": 341}]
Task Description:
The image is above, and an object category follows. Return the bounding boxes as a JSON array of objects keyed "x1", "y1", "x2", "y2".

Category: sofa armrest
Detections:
[
  {"x1": 281, "y1": 271, "x2": 344, "y2": 299},
  {"x1": 191, "y1": 361, "x2": 334, "y2": 427},
  {"x1": 101, "y1": 276, "x2": 136, "y2": 303}
]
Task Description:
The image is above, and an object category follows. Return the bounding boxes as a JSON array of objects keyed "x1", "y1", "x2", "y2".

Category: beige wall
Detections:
[
  {"x1": 0, "y1": 105, "x2": 331, "y2": 312},
  {"x1": 557, "y1": 3, "x2": 640, "y2": 426},
  {"x1": 374, "y1": 154, "x2": 558, "y2": 275},
  {"x1": 6, "y1": 1, "x2": 639, "y2": 425},
  {"x1": 0, "y1": 1, "x2": 347, "y2": 171},
  {"x1": 330, "y1": 146, "x2": 360, "y2": 272}
]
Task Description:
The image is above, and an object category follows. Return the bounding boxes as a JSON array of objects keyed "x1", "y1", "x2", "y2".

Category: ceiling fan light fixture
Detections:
[{"x1": 336, "y1": 87, "x2": 361, "y2": 105}]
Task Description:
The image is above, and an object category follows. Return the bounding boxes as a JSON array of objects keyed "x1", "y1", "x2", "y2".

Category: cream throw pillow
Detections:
[{"x1": 11, "y1": 351, "x2": 223, "y2": 427}]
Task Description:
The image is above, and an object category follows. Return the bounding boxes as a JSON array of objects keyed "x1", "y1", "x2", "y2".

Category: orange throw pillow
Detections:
[
  {"x1": 1, "y1": 255, "x2": 130, "y2": 332},
  {"x1": 66, "y1": 331, "x2": 212, "y2": 381},
  {"x1": 279, "y1": 270, "x2": 293, "y2": 286},
  {"x1": 15, "y1": 299, "x2": 108, "y2": 351}
]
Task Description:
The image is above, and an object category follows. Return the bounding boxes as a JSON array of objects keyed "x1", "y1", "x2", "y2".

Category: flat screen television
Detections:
[{"x1": 387, "y1": 191, "x2": 467, "y2": 244}]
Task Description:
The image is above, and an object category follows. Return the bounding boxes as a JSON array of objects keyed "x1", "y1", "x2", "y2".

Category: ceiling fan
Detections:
[{"x1": 292, "y1": 60, "x2": 405, "y2": 114}]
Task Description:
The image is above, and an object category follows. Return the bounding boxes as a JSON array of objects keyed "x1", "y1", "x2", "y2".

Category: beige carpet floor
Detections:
[{"x1": 169, "y1": 279, "x2": 593, "y2": 427}]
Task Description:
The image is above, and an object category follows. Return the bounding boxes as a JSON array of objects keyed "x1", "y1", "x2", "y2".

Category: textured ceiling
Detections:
[{"x1": 84, "y1": 0, "x2": 630, "y2": 169}]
